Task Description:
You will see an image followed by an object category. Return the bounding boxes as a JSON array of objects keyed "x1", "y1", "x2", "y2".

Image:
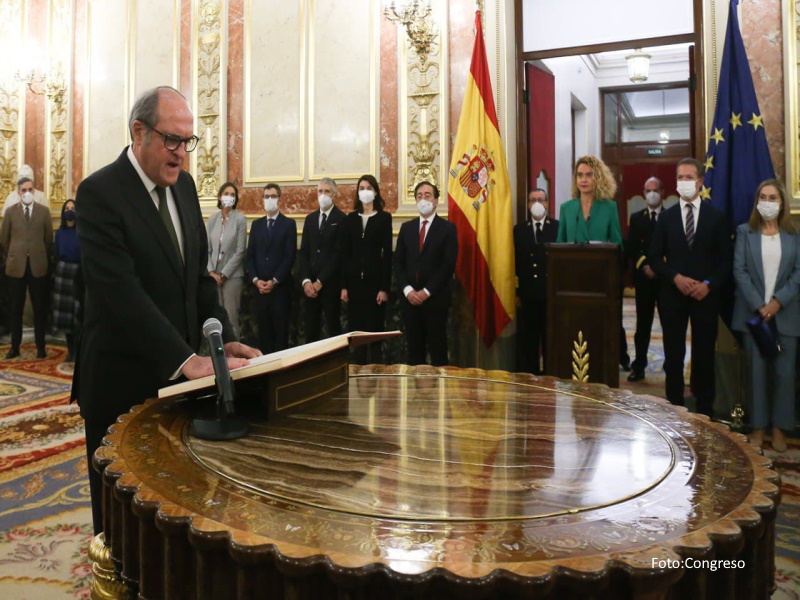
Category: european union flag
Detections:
[{"x1": 701, "y1": 0, "x2": 775, "y2": 233}]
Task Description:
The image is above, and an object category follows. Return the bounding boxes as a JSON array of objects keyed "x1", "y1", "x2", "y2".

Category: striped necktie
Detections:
[{"x1": 684, "y1": 203, "x2": 695, "y2": 248}]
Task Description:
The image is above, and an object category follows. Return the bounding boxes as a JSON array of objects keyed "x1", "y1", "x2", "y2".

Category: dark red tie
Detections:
[{"x1": 419, "y1": 220, "x2": 427, "y2": 252}]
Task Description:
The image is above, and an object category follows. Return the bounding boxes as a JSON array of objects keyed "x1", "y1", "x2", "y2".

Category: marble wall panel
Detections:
[
  {"x1": 244, "y1": 0, "x2": 305, "y2": 183},
  {"x1": 741, "y1": 0, "x2": 784, "y2": 181},
  {"x1": 83, "y1": 0, "x2": 129, "y2": 176},
  {"x1": 71, "y1": 0, "x2": 86, "y2": 194},
  {"x1": 133, "y1": 0, "x2": 181, "y2": 94},
  {"x1": 310, "y1": 0, "x2": 376, "y2": 179}
]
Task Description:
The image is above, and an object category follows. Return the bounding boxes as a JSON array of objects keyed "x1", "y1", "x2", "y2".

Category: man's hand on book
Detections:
[
  {"x1": 182, "y1": 355, "x2": 251, "y2": 379},
  {"x1": 224, "y1": 342, "x2": 262, "y2": 359}
]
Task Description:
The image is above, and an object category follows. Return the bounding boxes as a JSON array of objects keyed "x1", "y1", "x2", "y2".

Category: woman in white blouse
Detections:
[
  {"x1": 207, "y1": 182, "x2": 248, "y2": 338},
  {"x1": 732, "y1": 179, "x2": 800, "y2": 451}
]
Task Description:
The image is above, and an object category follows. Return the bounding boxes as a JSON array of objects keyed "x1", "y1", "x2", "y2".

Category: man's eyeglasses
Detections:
[{"x1": 141, "y1": 120, "x2": 199, "y2": 152}]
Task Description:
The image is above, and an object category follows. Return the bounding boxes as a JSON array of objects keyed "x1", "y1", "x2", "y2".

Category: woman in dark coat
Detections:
[
  {"x1": 53, "y1": 199, "x2": 81, "y2": 362},
  {"x1": 340, "y1": 174, "x2": 393, "y2": 364}
]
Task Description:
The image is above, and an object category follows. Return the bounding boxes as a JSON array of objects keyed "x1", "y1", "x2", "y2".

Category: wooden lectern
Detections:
[{"x1": 545, "y1": 243, "x2": 621, "y2": 387}]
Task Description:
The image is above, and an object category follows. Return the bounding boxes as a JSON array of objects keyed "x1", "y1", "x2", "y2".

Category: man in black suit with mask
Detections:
[
  {"x1": 514, "y1": 188, "x2": 558, "y2": 374},
  {"x1": 626, "y1": 176, "x2": 664, "y2": 382},
  {"x1": 74, "y1": 86, "x2": 260, "y2": 534},
  {"x1": 394, "y1": 181, "x2": 458, "y2": 366},
  {"x1": 648, "y1": 158, "x2": 731, "y2": 418},
  {"x1": 298, "y1": 177, "x2": 345, "y2": 342}
]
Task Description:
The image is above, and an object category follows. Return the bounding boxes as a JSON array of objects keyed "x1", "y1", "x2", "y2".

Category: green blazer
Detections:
[{"x1": 556, "y1": 198, "x2": 623, "y2": 245}]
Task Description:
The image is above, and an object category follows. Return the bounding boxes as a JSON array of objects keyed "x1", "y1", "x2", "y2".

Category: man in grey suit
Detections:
[{"x1": 0, "y1": 177, "x2": 53, "y2": 359}]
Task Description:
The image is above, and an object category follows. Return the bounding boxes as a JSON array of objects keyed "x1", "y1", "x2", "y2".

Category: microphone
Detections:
[
  {"x1": 189, "y1": 318, "x2": 248, "y2": 440},
  {"x1": 202, "y1": 318, "x2": 236, "y2": 417}
]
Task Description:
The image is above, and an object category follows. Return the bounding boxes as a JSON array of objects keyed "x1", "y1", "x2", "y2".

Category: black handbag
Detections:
[{"x1": 745, "y1": 314, "x2": 782, "y2": 358}]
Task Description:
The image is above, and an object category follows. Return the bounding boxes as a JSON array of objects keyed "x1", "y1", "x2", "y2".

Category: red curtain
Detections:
[{"x1": 526, "y1": 63, "x2": 555, "y2": 214}]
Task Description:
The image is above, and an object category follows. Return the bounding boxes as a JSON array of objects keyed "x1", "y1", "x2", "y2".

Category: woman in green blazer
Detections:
[
  {"x1": 556, "y1": 155, "x2": 623, "y2": 245},
  {"x1": 555, "y1": 155, "x2": 630, "y2": 369}
]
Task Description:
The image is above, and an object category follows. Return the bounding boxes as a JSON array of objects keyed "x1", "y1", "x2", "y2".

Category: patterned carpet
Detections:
[{"x1": 0, "y1": 301, "x2": 797, "y2": 598}]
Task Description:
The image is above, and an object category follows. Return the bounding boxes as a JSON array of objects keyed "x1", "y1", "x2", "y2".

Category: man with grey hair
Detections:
[
  {"x1": 2, "y1": 165, "x2": 48, "y2": 215},
  {"x1": 73, "y1": 85, "x2": 260, "y2": 534},
  {"x1": 298, "y1": 176, "x2": 345, "y2": 341}
]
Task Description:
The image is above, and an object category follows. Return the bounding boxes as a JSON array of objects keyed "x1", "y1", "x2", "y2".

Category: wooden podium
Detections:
[{"x1": 545, "y1": 243, "x2": 621, "y2": 387}]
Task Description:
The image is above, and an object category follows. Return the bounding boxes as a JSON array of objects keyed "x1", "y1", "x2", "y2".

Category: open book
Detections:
[{"x1": 158, "y1": 330, "x2": 401, "y2": 400}]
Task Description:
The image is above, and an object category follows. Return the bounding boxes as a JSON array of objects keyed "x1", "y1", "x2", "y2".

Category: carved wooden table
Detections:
[{"x1": 92, "y1": 365, "x2": 780, "y2": 600}]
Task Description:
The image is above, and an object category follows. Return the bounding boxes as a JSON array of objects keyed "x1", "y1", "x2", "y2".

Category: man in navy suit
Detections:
[
  {"x1": 648, "y1": 158, "x2": 731, "y2": 418},
  {"x1": 514, "y1": 188, "x2": 558, "y2": 374},
  {"x1": 298, "y1": 177, "x2": 345, "y2": 342},
  {"x1": 246, "y1": 183, "x2": 297, "y2": 353},
  {"x1": 394, "y1": 181, "x2": 458, "y2": 366},
  {"x1": 626, "y1": 177, "x2": 664, "y2": 382}
]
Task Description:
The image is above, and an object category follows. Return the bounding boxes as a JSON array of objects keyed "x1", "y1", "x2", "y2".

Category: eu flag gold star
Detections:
[
  {"x1": 747, "y1": 113, "x2": 764, "y2": 130},
  {"x1": 699, "y1": 185, "x2": 711, "y2": 200},
  {"x1": 730, "y1": 112, "x2": 742, "y2": 130},
  {"x1": 710, "y1": 128, "x2": 725, "y2": 144},
  {"x1": 704, "y1": 155, "x2": 714, "y2": 171}
]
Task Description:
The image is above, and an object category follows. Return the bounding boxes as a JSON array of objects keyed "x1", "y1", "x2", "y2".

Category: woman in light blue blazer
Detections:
[
  {"x1": 732, "y1": 179, "x2": 800, "y2": 452},
  {"x1": 207, "y1": 182, "x2": 248, "y2": 338}
]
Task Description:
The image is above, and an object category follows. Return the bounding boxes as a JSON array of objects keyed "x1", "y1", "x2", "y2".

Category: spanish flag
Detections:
[{"x1": 447, "y1": 10, "x2": 515, "y2": 347}]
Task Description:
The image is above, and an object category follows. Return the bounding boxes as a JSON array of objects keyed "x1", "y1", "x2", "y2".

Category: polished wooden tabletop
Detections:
[{"x1": 97, "y1": 364, "x2": 779, "y2": 593}]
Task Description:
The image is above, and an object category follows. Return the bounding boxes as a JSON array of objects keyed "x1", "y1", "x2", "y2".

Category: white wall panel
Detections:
[{"x1": 132, "y1": 0, "x2": 180, "y2": 96}]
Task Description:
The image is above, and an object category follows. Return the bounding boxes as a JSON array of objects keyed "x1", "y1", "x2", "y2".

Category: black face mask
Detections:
[{"x1": 64, "y1": 209, "x2": 76, "y2": 222}]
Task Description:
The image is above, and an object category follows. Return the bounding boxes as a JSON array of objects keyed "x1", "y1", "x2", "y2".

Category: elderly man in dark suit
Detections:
[
  {"x1": 514, "y1": 188, "x2": 558, "y2": 375},
  {"x1": 394, "y1": 181, "x2": 458, "y2": 366},
  {"x1": 648, "y1": 158, "x2": 731, "y2": 418},
  {"x1": 298, "y1": 177, "x2": 345, "y2": 342},
  {"x1": 0, "y1": 177, "x2": 53, "y2": 359},
  {"x1": 246, "y1": 183, "x2": 297, "y2": 353},
  {"x1": 74, "y1": 86, "x2": 260, "y2": 534},
  {"x1": 626, "y1": 176, "x2": 664, "y2": 382}
]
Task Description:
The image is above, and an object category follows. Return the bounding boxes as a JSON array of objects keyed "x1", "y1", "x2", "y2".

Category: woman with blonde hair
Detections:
[
  {"x1": 732, "y1": 178, "x2": 800, "y2": 452},
  {"x1": 556, "y1": 155, "x2": 630, "y2": 369},
  {"x1": 556, "y1": 155, "x2": 623, "y2": 244}
]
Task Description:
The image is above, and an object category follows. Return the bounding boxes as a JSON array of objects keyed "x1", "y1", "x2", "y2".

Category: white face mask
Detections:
[
  {"x1": 21, "y1": 191, "x2": 34, "y2": 205},
  {"x1": 530, "y1": 202, "x2": 546, "y2": 220},
  {"x1": 676, "y1": 180, "x2": 698, "y2": 200},
  {"x1": 358, "y1": 189, "x2": 375, "y2": 204},
  {"x1": 645, "y1": 191, "x2": 661, "y2": 207},
  {"x1": 263, "y1": 197, "x2": 279, "y2": 213},
  {"x1": 220, "y1": 195, "x2": 235, "y2": 208},
  {"x1": 318, "y1": 194, "x2": 333, "y2": 211},
  {"x1": 416, "y1": 199, "x2": 434, "y2": 217},
  {"x1": 757, "y1": 201, "x2": 781, "y2": 221}
]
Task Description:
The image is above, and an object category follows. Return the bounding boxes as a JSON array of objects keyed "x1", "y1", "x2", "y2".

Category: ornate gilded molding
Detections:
[
  {"x1": 0, "y1": 0, "x2": 24, "y2": 203},
  {"x1": 45, "y1": 0, "x2": 72, "y2": 209},
  {"x1": 571, "y1": 331, "x2": 589, "y2": 382},
  {"x1": 192, "y1": 0, "x2": 227, "y2": 203},
  {"x1": 784, "y1": 1, "x2": 800, "y2": 207},
  {"x1": 397, "y1": 0, "x2": 448, "y2": 211},
  {"x1": 88, "y1": 533, "x2": 125, "y2": 600}
]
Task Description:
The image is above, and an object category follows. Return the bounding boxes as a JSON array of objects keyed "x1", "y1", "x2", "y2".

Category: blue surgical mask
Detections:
[{"x1": 64, "y1": 209, "x2": 76, "y2": 221}]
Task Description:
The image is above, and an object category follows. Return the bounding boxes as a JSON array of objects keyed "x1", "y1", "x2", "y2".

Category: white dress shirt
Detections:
[
  {"x1": 762, "y1": 234, "x2": 782, "y2": 304},
  {"x1": 404, "y1": 213, "x2": 436, "y2": 298},
  {"x1": 127, "y1": 146, "x2": 185, "y2": 259},
  {"x1": 679, "y1": 196, "x2": 701, "y2": 236}
]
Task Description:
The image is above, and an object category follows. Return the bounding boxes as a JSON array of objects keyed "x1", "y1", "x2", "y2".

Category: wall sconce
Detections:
[
  {"x1": 384, "y1": 0, "x2": 437, "y2": 67},
  {"x1": 16, "y1": 60, "x2": 67, "y2": 109},
  {"x1": 626, "y1": 48, "x2": 651, "y2": 84}
]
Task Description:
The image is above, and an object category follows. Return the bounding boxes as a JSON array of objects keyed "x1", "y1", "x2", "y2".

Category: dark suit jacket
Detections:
[
  {"x1": 0, "y1": 201, "x2": 53, "y2": 278},
  {"x1": 298, "y1": 206, "x2": 345, "y2": 287},
  {"x1": 627, "y1": 208, "x2": 660, "y2": 287},
  {"x1": 73, "y1": 148, "x2": 234, "y2": 425},
  {"x1": 245, "y1": 213, "x2": 297, "y2": 292},
  {"x1": 341, "y1": 210, "x2": 392, "y2": 292},
  {"x1": 394, "y1": 214, "x2": 458, "y2": 308},
  {"x1": 514, "y1": 217, "x2": 558, "y2": 301},
  {"x1": 648, "y1": 200, "x2": 731, "y2": 306}
]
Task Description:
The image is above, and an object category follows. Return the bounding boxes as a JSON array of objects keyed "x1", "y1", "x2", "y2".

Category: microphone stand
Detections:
[{"x1": 189, "y1": 328, "x2": 248, "y2": 441}]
